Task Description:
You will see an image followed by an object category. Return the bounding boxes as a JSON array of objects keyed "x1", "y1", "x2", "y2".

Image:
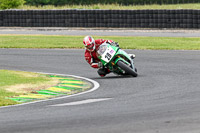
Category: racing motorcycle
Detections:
[{"x1": 97, "y1": 42, "x2": 138, "y2": 77}]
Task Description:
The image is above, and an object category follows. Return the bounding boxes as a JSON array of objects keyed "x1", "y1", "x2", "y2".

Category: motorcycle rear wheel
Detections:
[{"x1": 117, "y1": 60, "x2": 138, "y2": 77}]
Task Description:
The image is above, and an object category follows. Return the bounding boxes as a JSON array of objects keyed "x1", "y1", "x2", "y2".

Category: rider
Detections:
[{"x1": 83, "y1": 35, "x2": 119, "y2": 77}]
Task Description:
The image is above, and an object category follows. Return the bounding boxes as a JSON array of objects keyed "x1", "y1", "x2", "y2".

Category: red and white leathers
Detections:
[{"x1": 84, "y1": 39, "x2": 114, "y2": 68}]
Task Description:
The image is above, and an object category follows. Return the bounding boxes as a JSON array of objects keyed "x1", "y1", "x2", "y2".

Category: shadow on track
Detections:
[{"x1": 92, "y1": 75, "x2": 137, "y2": 80}]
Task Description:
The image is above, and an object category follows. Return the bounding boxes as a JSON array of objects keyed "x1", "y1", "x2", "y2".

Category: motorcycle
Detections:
[{"x1": 97, "y1": 42, "x2": 138, "y2": 77}]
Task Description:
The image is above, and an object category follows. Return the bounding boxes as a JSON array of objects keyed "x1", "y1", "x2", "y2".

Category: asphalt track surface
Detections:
[
  {"x1": 0, "y1": 48, "x2": 200, "y2": 133},
  {"x1": 0, "y1": 27, "x2": 200, "y2": 37},
  {"x1": 0, "y1": 29, "x2": 200, "y2": 133}
]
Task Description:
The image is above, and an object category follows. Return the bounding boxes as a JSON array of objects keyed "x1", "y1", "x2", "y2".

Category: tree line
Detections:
[{"x1": 0, "y1": 0, "x2": 200, "y2": 9}]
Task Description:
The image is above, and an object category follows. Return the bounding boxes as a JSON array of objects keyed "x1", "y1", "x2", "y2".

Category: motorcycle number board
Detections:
[{"x1": 101, "y1": 47, "x2": 116, "y2": 63}]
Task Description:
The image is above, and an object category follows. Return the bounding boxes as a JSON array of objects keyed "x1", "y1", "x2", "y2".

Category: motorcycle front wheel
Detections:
[{"x1": 117, "y1": 60, "x2": 138, "y2": 77}]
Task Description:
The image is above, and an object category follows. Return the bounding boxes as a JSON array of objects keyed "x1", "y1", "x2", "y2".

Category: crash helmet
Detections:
[{"x1": 83, "y1": 36, "x2": 95, "y2": 52}]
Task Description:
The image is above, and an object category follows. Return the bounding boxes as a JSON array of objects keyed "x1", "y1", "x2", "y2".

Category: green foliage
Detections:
[
  {"x1": 50, "y1": 0, "x2": 68, "y2": 6},
  {"x1": 24, "y1": 0, "x2": 200, "y2": 6},
  {"x1": 25, "y1": 0, "x2": 50, "y2": 6},
  {"x1": 20, "y1": 3, "x2": 200, "y2": 10},
  {"x1": 0, "y1": 0, "x2": 25, "y2": 9}
]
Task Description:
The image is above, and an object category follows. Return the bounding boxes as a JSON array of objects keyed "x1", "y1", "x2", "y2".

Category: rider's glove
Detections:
[{"x1": 110, "y1": 42, "x2": 119, "y2": 47}]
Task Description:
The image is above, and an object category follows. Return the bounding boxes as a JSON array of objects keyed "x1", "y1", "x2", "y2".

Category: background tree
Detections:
[{"x1": 0, "y1": 0, "x2": 25, "y2": 9}]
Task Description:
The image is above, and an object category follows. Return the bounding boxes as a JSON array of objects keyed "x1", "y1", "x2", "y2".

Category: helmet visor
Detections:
[{"x1": 85, "y1": 43, "x2": 94, "y2": 50}]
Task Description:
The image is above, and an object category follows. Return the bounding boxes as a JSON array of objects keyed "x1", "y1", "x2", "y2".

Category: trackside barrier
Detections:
[{"x1": 0, "y1": 9, "x2": 200, "y2": 29}]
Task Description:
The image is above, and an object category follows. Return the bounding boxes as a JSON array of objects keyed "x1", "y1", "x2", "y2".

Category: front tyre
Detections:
[{"x1": 117, "y1": 60, "x2": 138, "y2": 77}]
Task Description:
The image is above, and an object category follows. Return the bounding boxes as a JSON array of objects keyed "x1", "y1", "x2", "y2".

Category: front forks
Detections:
[{"x1": 130, "y1": 58, "x2": 136, "y2": 72}]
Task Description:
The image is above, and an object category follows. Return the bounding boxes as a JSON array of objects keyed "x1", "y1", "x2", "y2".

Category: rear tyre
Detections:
[{"x1": 117, "y1": 60, "x2": 138, "y2": 77}]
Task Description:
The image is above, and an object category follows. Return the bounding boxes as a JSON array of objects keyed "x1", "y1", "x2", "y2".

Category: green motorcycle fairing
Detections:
[{"x1": 97, "y1": 43, "x2": 134, "y2": 75}]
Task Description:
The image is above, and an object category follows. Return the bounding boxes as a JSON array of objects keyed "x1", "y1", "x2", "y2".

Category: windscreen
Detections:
[{"x1": 97, "y1": 44, "x2": 108, "y2": 56}]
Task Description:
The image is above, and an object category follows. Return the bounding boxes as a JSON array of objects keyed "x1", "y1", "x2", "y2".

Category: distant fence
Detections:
[{"x1": 0, "y1": 9, "x2": 200, "y2": 29}]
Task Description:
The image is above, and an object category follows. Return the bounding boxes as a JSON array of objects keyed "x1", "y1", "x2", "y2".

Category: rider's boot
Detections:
[{"x1": 97, "y1": 68, "x2": 110, "y2": 77}]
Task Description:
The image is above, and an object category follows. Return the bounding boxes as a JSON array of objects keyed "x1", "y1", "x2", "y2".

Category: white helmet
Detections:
[{"x1": 83, "y1": 36, "x2": 95, "y2": 52}]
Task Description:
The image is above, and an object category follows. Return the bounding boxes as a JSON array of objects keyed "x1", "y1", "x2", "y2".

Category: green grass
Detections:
[
  {"x1": 0, "y1": 70, "x2": 57, "y2": 106},
  {"x1": 19, "y1": 3, "x2": 200, "y2": 10},
  {"x1": 0, "y1": 35, "x2": 200, "y2": 50},
  {"x1": 0, "y1": 35, "x2": 82, "y2": 49},
  {"x1": 0, "y1": 70, "x2": 48, "y2": 87}
]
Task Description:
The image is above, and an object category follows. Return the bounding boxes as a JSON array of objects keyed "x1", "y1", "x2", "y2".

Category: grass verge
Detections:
[
  {"x1": 0, "y1": 35, "x2": 200, "y2": 50},
  {"x1": 0, "y1": 70, "x2": 59, "y2": 106},
  {"x1": 19, "y1": 3, "x2": 200, "y2": 10}
]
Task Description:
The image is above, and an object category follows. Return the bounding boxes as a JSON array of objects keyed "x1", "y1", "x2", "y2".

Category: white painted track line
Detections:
[{"x1": 49, "y1": 98, "x2": 112, "y2": 106}]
